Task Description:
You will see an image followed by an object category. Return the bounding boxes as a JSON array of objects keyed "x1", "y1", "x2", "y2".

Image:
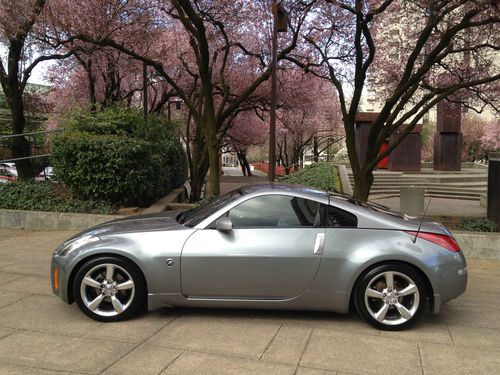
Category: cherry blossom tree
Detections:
[
  {"x1": 47, "y1": 0, "x2": 315, "y2": 199},
  {"x1": 289, "y1": 0, "x2": 500, "y2": 200},
  {"x1": 0, "y1": 0, "x2": 73, "y2": 178},
  {"x1": 276, "y1": 69, "x2": 342, "y2": 174},
  {"x1": 224, "y1": 111, "x2": 268, "y2": 176},
  {"x1": 481, "y1": 119, "x2": 500, "y2": 157}
]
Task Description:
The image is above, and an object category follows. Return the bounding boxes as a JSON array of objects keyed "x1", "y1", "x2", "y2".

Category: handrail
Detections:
[{"x1": 0, "y1": 128, "x2": 64, "y2": 140}]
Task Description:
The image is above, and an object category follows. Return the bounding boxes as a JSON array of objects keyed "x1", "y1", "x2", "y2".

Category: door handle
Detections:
[{"x1": 313, "y1": 233, "x2": 325, "y2": 255}]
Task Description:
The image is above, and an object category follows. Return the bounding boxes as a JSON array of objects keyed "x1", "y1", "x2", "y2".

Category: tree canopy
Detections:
[{"x1": 1, "y1": 0, "x2": 498, "y2": 200}]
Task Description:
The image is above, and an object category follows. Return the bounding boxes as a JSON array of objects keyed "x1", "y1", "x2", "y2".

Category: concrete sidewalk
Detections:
[
  {"x1": 370, "y1": 196, "x2": 487, "y2": 218},
  {"x1": 1, "y1": 229, "x2": 500, "y2": 374}
]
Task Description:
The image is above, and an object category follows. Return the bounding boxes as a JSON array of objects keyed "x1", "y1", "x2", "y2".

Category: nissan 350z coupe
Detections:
[{"x1": 51, "y1": 183, "x2": 467, "y2": 330}]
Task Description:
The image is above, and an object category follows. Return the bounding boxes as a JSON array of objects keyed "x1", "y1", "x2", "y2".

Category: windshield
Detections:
[{"x1": 177, "y1": 189, "x2": 243, "y2": 227}]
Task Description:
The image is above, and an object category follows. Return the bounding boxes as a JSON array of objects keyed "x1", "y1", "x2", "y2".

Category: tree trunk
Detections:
[
  {"x1": 238, "y1": 151, "x2": 252, "y2": 177},
  {"x1": 312, "y1": 136, "x2": 319, "y2": 162},
  {"x1": 236, "y1": 152, "x2": 246, "y2": 176},
  {"x1": 86, "y1": 60, "x2": 97, "y2": 113},
  {"x1": 7, "y1": 94, "x2": 34, "y2": 179},
  {"x1": 352, "y1": 170, "x2": 374, "y2": 202},
  {"x1": 203, "y1": 117, "x2": 220, "y2": 196},
  {"x1": 189, "y1": 154, "x2": 209, "y2": 202},
  {"x1": 242, "y1": 154, "x2": 252, "y2": 177},
  {"x1": 188, "y1": 124, "x2": 209, "y2": 202}
]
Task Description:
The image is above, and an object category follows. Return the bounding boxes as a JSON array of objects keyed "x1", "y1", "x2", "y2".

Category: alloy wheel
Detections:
[
  {"x1": 363, "y1": 271, "x2": 420, "y2": 326},
  {"x1": 80, "y1": 263, "x2": 135, "y2": 317}
]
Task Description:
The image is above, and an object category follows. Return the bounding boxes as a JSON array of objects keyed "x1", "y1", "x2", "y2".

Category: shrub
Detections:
[
  {"x1": 0, "y1": 180, "x2": 115, "y2": 214},
  {"x1": 280, "y1": 162, "x2": 342, "y2": 192},
  {"x1": 457, "y1": 217, "x2": 498, "y2": 232},
  {"x1": 52, "y1": 107, "x2": 187, "y2": 207}
]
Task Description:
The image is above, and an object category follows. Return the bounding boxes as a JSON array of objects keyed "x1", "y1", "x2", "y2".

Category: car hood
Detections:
[
  {"x1": 64, "y1": 211, "x2": 187, "y2": 244},
  {"x1": 96, "y1": 211, "x2": 186, "y2": 234}
]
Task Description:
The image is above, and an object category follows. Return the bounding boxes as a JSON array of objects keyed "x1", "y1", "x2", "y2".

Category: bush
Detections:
[
  {"x1": 52, "y1": 107, "x2": 187, "y2": 207},
  {"x1": 0, "y1": 180, "x2": 115, "y2": 214},
  {"x1": 457, "y1": 217, "x2": 498, "y2": 232},
  {"x1": 280, "y1": 162, "x2": 342, "y2": 192}
]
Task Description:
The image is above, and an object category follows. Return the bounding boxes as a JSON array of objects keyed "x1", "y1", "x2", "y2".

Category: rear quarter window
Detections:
[{"x1": 322, "y1": 204, "x2": 358, "y2": 228}]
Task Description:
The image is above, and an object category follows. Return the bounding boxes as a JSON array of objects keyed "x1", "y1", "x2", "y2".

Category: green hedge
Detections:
[
  {"x1": 457, "y1": 217, "x2": 498, "y2": 232},
  {"x1": 0, "y1": 180, "x2": 115, "y2": 214},
  {"x1": 52, "y1": 107, "x2": 187, "y2": 207},
  {"x1": 280, "y1": 162, "x2": 342, "y2": 192}
]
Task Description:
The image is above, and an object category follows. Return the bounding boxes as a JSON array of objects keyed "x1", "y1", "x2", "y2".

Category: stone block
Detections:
[
  {"x1": 436, "y1": 101, "x2": 461, "y2": 132},
  {"x1": 434, "y1": 132, "x2": 462, "y2": 171},
  {"x1": 388, "y1": 133, "x2": 422, "y2": 171},
  {"x1": 400, "y1": 186, "x2": 425, "y2": 215},
  {"x1": 480, "y1": 193, "x2": 487, "y2": 208},
  {"x1": 487, "y1": 152, "x2": 500, "y2": 225}
]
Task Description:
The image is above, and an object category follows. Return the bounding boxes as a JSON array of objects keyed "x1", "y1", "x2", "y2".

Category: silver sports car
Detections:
[{"x1": 51, "y1": 183, "x2": 467, "y2": 330}]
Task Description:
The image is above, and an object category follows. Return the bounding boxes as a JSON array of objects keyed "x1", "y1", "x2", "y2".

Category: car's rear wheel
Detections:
[
  {"x1": 354, "y1": 263, "x2": 426, "y2": 330},
  {"x1": 73, "y1": 256, "x2": 146, "y2": 322}
]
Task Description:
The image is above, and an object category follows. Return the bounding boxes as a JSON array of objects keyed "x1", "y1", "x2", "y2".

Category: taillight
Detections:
[{"x1": 406, "y1": 231, "x2": 461, "y2": 252}]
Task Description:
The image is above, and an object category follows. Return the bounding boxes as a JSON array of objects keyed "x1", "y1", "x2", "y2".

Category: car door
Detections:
[{"x1": 181, "y1": 194, "x2": 325, "y2": 299}]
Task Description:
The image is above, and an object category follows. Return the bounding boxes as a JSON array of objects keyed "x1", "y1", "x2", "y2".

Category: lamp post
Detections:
[
  {"x1": 268, "y1": 1, "x2": 288, "y2": 182},
  {"x1": 143, "y1": 62, "x2": 148, "y2": 122}
]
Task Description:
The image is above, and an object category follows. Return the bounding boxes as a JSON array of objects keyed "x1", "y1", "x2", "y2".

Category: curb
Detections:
[
  {"x1": 0, "y1": 209, "x2": 123, "y2": 231},
  {"x1": 143, "y1": 185, "x2": 188, "y2": 214},
  {"x1": 336, "y1": 164, "x2": 353, "y2": 196},
  {"x1": 451, "y1": 231, "x2": 500, "y2": 261}
]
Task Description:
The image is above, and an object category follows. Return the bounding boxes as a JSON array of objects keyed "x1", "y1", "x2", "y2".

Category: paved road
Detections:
[
  {"x1": 1, "y1": 229, "x2": 500, "y2": 374},
  {"x1": 219, "y1": 167, "x2": 267, "y2": 194}
]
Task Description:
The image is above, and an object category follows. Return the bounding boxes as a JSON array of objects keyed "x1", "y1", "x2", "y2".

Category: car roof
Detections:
[{"x1": 240, "y1": 182, "x2": 329, "y2": 200}]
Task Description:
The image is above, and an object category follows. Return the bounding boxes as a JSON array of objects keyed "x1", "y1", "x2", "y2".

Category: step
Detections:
[
  {"x1": 368, "y1": 193, "x2": 480, "y2": 202},
  {"x1": 369, "y1": 185, "x2": 486, "y2": 192},
  {"x1": 368, "y1": 188, "x2": 483, "y2": 197}
]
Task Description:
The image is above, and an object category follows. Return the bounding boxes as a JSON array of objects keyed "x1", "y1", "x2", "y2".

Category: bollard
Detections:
[
  {"x1": 400, "y1": 186, "x2": 425, "y2": 216},
  {"x1": 487, "y1": 152, "x2": 500, "y2": 226}
]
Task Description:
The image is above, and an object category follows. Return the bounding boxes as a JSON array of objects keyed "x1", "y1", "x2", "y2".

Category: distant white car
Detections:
[
  {"x1": 0, "y1": 163, "x2": 17, "y2": 183},
  {"x1": 38, "y1": 166, "x2": 56, "y2": 181}
]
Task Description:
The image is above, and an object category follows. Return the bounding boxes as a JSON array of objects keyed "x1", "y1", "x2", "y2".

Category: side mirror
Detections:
[{"x1": 216, "y1": 217, "x2": 233, "y2": 232}]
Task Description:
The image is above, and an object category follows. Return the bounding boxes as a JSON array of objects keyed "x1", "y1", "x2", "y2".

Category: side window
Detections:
[
  {"x1": 321, "y1": 204, "x2": 357, "y2": 228},
  {"x1": 227, "y1": 195, "x2": 320, "y2": 228}
]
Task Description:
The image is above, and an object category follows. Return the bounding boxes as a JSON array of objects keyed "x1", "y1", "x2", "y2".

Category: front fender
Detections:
[{"x1": 53, "y1": 229, "x2": 194, "y2": 304}]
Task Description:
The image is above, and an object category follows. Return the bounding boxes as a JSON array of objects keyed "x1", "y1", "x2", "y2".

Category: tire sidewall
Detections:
[
  {"x1": 73, "y1": 256, "x2": 146, "y2": 322},
  {"x1": 355, "y1": 263, "x2": 426, "y2": 331}
]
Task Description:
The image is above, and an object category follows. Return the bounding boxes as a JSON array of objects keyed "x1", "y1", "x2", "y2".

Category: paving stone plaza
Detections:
[{"x1": 0, "y1": 229, "x2": 499, "y2": 374}]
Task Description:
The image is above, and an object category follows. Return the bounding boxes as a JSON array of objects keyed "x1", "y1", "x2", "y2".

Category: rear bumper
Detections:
[{"x1": 430, "y1": 253, "x2": 468, "y2": 313}]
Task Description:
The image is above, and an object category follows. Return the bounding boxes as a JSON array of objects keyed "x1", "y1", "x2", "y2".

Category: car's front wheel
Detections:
[
  {"x1": 73, "y1": 256, "x2": 146, "y2": 322},
  {"x1": 354, "y1": 263, "x2": 426, "y2": 330}
]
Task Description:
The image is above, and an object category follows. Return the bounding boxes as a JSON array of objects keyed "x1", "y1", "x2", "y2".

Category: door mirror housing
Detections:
[{"x1": 216, "y1": 217, "x2": 233, "y2": 232}]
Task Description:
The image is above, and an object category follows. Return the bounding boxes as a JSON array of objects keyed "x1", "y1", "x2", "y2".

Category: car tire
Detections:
[
  {"x1": 73, "y1": 256, "x2": 146, "y2": 322},
  {"x1": 354, "y1": 263, "x2": 426, "y2": 331}
]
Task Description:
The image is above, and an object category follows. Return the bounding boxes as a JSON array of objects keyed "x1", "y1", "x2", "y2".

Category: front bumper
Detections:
[{"x1": 51, "y1": 255, "x2": 72, "y2": 304}]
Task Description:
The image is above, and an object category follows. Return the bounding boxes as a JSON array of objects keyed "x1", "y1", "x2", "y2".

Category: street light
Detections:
[
  {"x1": 268, "y1": 1, "x2": 288, "y2": 182},
  {"x1": 143, "y1": 62, "x2": 148, "y2": 122}
]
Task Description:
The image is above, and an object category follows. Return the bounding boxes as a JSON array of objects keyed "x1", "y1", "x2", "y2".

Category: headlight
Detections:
[{"x1": 60, "y1": 235, "x2": 100, "y2": 256}]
